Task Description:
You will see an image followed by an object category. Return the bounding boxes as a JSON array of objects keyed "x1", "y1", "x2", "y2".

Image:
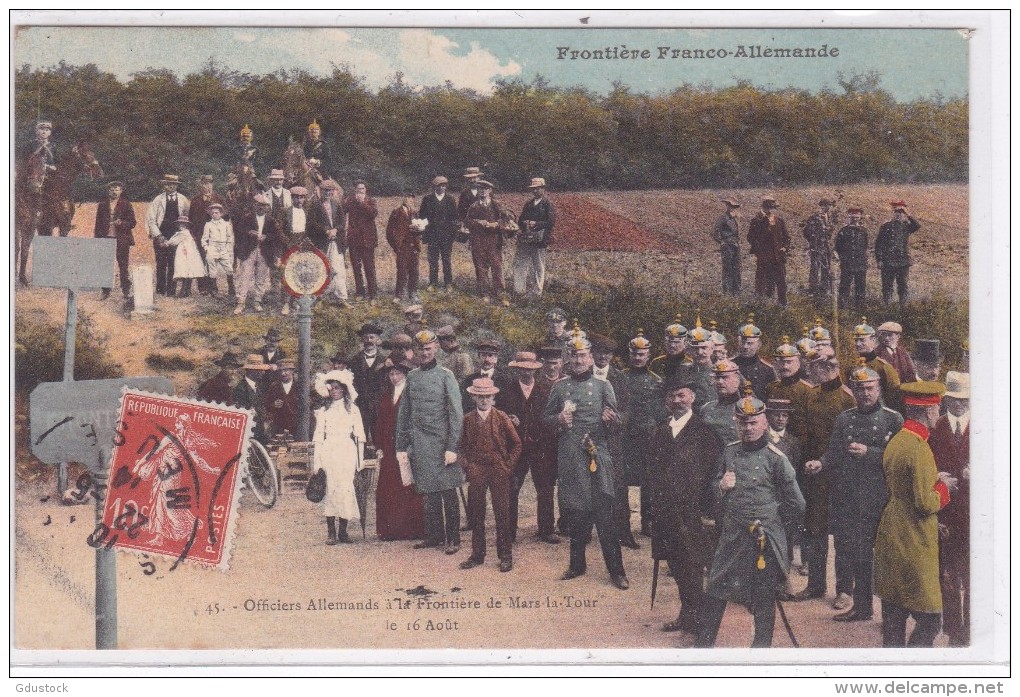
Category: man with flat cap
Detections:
[
  {"x1": 694, "y1": 389, "x2": 805, "y2": 648},
  {"x1": 234, "y1": 193, "x2": 281, "y2": 314},
  {"x1": 875, "y1": 201, "x2": 921, "y2": 305},
  {"x1": 732, "y1": 315, "x2": 777, "y2": 401},
  {"x1": 874, "y1": 380, "x2": 955, "y2": 646},
  {"x1": 876, "y1": 322, "x2": 918, "y2": 384},
  {"x1": 805, "y1": 361, "x2": 903, "y2": 621},
  {"x1": 543, "y1": 328, "x2": 629, "y2": 590},
  {"x1": 835, "y1": 207, "x2": 870, "y2": 308},
  {"x1": 460, "y1": 336, "x2": 512, "y2": 412},
  {"x1": 803, "y1": 197, "x2": 837, "y2": 297},
  {"x1": 650, "y1": 315, "x2": 689, "y2": 379},
  {"x1": 747, "y1": 197, "x2": 791, "y2": 307},
  {"x1": 514, "y1": 177, "x2": 556, "y2": 298},
  {"x1": 711, "y1": 199, "x2": 742, "y2": 295},
  {"x1": 419, "y1": 175, "x2": 460, "y2": 292},
  {"x1": 590, "y1": 333, "x2": 623, "y2": 385},
  {"x1": 94, "y1": 179, "x2": 136, "y2": 300},
  {"x1": 646, "y1": 373, "x2": 724, "y2": 635}
]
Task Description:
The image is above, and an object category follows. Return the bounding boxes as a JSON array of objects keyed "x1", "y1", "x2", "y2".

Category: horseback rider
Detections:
[
  {"x1": 302, "y1": 119, "x2": 332, "y2": 180},
  {"x1": 20, "y1": 120, "x2": 59, "y2": 174},
  {"x1": 235, "y1": 124, "x2": 261, "y2": 180}
]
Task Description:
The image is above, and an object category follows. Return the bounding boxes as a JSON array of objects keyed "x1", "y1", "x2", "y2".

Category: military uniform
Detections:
[
  {"x1": 614, "y1": 366, "x2": 666, "y2": 537},
  {"x1": 851, "y1": 352, "x2": 902, "y2": 412},
  {"x1": 675, "y1": 362, "x2": 715, "y2": 411},
  {"x1": 765, "y1": 373, "x2": 812, "y2": 442},
  {"x1": 649, "y1": 353, "x2": 687, "y2": 379},
  {"x1": 700, "y1": 395, "x2": 740, "y2": 445},
  {"x1": 733, "y1": 355, "x2": 777, "y2": 401},
  {"x1": 823, "y1": 402, "x2": 903, "y2": 617},
  {"x1": 835, "y1": 221, "x2": 869, "y2": 307},
  {"x1": 875, "y1": 211, "x2": 921, "y2": 303},
  {"x1": 803, "y1": 209, "x2": 835, "y2": 296},
  {"x1": 711, "y1": 211, "x2": 741, "y2": 295}
]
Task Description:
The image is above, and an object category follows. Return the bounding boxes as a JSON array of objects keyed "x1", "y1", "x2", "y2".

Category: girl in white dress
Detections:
[
  {"x1": 312, "y1": 369, "x2": 366, "y2": 544},
  {"x1": 168, "y1": 215, "x2": 207, "y2": 297}
]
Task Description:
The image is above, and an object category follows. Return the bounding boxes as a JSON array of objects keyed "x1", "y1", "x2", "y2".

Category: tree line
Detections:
[{"x1": 14, "y1": 61, "x2": 968, "y2": 199}]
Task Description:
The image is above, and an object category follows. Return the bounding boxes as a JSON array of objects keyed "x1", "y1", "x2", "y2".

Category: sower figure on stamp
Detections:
[
  {"x1": 94, "y1": 180, "x2": 136, "y2": 300},
  {"x1": 543, "y1": 328, "x2": 629, "y2": 591},
  {"x1": 875, "y1": 200, "x2": 921, "y2": 305},
  {"x1": 514, "y1": 177, "x2": 556, "y2": 298},
  {"x1": 711, "y1": 198, "x2": 742, "y2": 295},
  {"x1": 419, "y1": 175, "x2": 459, "y2": 292},
  {"x1": 646, "y1": 374, "x2": 724, "y2": 636},
  {"x1": 458, "y1": 378, "x2": 522, "y2": 573},
  {"x1": 747, "y1": 196, "x2": 791, "y2": 307},
  {"x1": 694, "y1": 389, "x2": 805, "y2": 648},
  {"x1": 834, "y1": 206, "x2": 869, "y2": 309},
  {"x1": 805, "y1": 361, "x2": 903, "y2": 622},
  {"x1": 396, "y1": 328, "x2": 465, "y2": 555},
  {"x1": 802, "y1": 197, "x2": 837, "y2": 297},
  {"x1": 145, "y1": 174, "x2": 190, "y2": 297}
]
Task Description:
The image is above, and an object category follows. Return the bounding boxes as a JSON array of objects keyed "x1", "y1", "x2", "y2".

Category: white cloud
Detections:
[{"x1": 394, "y1": 29, "x2": 521, "y2": 92}]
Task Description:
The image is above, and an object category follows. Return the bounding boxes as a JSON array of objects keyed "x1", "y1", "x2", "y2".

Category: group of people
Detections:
[
  {"x1": 712, "y1": 195, "x2": 922, "y2": 307},
  {"x1": 189, "y1": 303, "x2": 969, "y2": 649},
  {"x1": 84, "y1": 119, "x2": 558, "y2": 310}
]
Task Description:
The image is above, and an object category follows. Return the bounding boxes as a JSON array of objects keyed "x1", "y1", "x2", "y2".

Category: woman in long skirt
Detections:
[
  {"x1": 312, "y1": 369, "x2": 365, "y2": 544},
  {"x1": 374, "y1": 359, "x2": 425, "y2": 541}
]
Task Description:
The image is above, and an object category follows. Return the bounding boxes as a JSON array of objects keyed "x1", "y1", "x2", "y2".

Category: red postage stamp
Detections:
[{"x1": 95, "y1": 390, "x2": 252, "y2": 570}]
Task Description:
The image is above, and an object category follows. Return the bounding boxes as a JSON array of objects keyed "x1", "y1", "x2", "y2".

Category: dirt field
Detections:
[{"x1": 13, "y1": 184, "x2": 966, "y2": 653}]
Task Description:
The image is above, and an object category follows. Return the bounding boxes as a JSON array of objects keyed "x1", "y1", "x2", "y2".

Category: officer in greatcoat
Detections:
[
  {"x1": 834, "y1": 207, "x2": 870, "y2": 308},
  {"x1": 649, "y1": 315, "x2": 689, "y2": 379},
  {"x1": 875, "y1": 200, "x2": 921, "y2": 305}
]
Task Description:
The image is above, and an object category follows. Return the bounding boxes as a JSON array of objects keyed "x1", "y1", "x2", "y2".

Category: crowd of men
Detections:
[{"x1": 191, "y1": 304, "x2": 970, "y2": 649}]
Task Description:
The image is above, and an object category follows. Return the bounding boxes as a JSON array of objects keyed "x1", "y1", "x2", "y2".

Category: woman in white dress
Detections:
[{"x1": 312, "y1": 369, "x2": 366, "y2": 544}]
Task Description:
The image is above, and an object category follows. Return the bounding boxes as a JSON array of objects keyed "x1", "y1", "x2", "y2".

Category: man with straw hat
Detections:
[
  {"x1": 145, "y1": 174, "x2": 191, "y2": 296},
  {"x1": 456, "y1": 166, "x2": 484, "y2": 222},
  {"x1": 233, "y1": 354, "x2": 273, "y2": 443},
  {"x1": 513, "y1": 176, "x2": 556, "y2": 298}
]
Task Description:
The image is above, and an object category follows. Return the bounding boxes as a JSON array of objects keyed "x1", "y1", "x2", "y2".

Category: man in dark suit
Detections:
[
  {"x1": 196, "y1": 352, "x2": 244, "y2": 406},
  {"x1": 264, "y1": 359, "x2": 300, "y2": 438},
  {"x1": 305, "y1": 179, "x2": 350, "y2": 307},
  {"x1": 460, "y1": 337, "x2": 513, "y2": 412},
  {"x1": 344, "y1": 180, "x2": 379, "y2": 301},
  {"x1": 234, "y1": 194, "x2": 281, "y2": 314},
  {"x1": 747, "y1": 196, "x2": 791, "y2": 307},
  {"x1": 646, "y1": 374, "x2": 724, "y2": 634},
  {"x1": 348, "y1": 322, "x2": 389, "y2": 456},
  {"x1": 513, "y1": 177, "x2": 556, "y2": 298},
  {"x1": 232, "y1": 354, "x2": 271, "y2": 443},
  {"x1": 419, "y1": 176, "x2": 460, "y2": 291},
  {"x1": 94, "y1": 180, "x2": 136, "y2": 299}
]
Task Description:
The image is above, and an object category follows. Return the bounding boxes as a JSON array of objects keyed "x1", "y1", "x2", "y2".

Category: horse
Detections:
[
  {"x1": 282, "y1": 137, "x2": 323, "y2": 191},
  {"x1": 15, "y1": 141, "x2": 103, "y2": 285}
]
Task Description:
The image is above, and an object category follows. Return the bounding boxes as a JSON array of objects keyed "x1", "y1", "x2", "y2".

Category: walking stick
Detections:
[
  {"x1": 776, "y1": 598, "x2": 800, "y2": 648},
  {"x1": 650, "y1": 558, "x2": 661, "y2": 610}
]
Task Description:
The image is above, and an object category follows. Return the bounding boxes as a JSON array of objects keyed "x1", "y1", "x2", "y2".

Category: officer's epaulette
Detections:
[
  {"x1": 652, "y1": 354, "x2": 668, "y2": 363},
  {"x1": 766, "y1": 443, "x2": 790, "y2": 461},
  {"x1": 799, "y1": 379, "x2": 813, "y2": 388},
  {"x1": 881, "y1": 406, "x2": 901, "y2": 416},
  {"x1": 841, "y1": 385, "x2": 854, "y2": 396},
  {"x1": 725, "y1": 440, "x2": 742, "y2": 448},
  {"x1": 873, "y1": 356, "x2": 895, "y2": 369}
]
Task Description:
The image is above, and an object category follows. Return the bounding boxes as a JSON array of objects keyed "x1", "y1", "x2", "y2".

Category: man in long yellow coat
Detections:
[{"x1": 873, "y1": 381, "x2": 954, "y2": 647}]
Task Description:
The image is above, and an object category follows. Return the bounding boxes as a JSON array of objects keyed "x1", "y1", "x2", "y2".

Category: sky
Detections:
[{"x1": 13, "y1": 26, "x2": 969, "y2": 101}]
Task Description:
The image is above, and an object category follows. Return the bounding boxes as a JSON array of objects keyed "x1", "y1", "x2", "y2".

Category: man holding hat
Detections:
[
  {"x1": 386, "y1": 192, "x2": 422, "y2": 302},
  {"x1": 196, "y1": 351, "x2": 245, "y2": 406},
  {"x1": 94, "y1": 179, "x2": 136, "y2": 300},
  {"x1": 930, "y1": 371, "x2": 970, "y2": 646},
  {"x1": 875, "y1": 201, "x2": 921, "y2": 304},
  {"x1": 234, "y1": 194, "x2": 281, "y2": 314},
  {"x1": 344, "y1": 180, "x2": 379, "y2": 302},
  {"x1": 513, "y1": 177, "x2": 556, "y2": 298},
  {"x1": 711, "y1": 198, "x2": 742, "y2": 295},
  {"x1": 645, "y1": 373, "x2": 724, "y2": 634},
  {"x1": 694, "y1": 389, "x2": 805, "y2": 648},
  {"x1": 349, "y1": 322, "x2": 389, "y2": 455},
  {"x1": 874, "y1": 380, "x2": 954, "y2": 646},
  {"x1": 458, "y1": 377, "x2": 523, "y2": 572},
  {"x1": 146, "y1": 174, "x2": 191, "y2": 296},
  {"x1": 543, "y1": 328, "x2": 629, "y2": 590},
  {"x1": 732, "y1": 315, "x2": 777, "y2": 401},
  {"x1": 233, "y1": 354, "x2": 272, "y2": 444},
  {"x1": 747, "y1": 196, "x2": 791, "y2": 307},
  {"x1": 850, "y1": 317, "x2": 902, "y2": 411},
  {"x1": 464, "y1": 180, "x2": 511, "y2": 304},
  {"x1": 835, "y1": 207, "x2": 870, "y2": 308},
  {"x1": 805, "y1": 361, "x2": 903, "y2": 621},
  {"x1": 419, "y1": 175, "x2": 460, "y2": 292},
  {"x1": 501, "y1": 351, "x2": 557, "y2": 544},
  {"x1": 876, "y1": 322, "x2": 918, "y2": 384},
  {"x1": 650, "y1": 315, "x2": 689, "y2": 379},
  {"x1": 803, "y1": 197, "x2": 837, "y2": 297},
  {"x1": 396, "y1": 328, "x2": 466, "y2": 554},
  {"x1": 437, "y1": 325, "x2": 475, "y2": 382},
  {"x1": 264, "y1": 359, "x2": 299, "y2": 437}
]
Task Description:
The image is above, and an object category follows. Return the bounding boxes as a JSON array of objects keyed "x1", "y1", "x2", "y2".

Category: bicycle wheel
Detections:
[{"x1": 246, "y1": 439, "x2": 279, "y2": 508}]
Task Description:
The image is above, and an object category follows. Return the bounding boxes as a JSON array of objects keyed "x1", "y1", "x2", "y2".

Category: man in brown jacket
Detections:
[
  {"x1": 465, "y1": 180, "x2": 510, "y2": 304},
  {"x1": 747, "y1": 197, "x2": 791, "y2": 307},
  {"x1": 94, "y1": 180, "x2": 136, "y2": 299},
  {"x1": 458, "y1": 378, "x2": 523, "y2": 572},
  {"x1": 386, "y1": 193, "x2": 421, "y2": 302},
  {"x1": 344, "y1": 180, "x2": 379, "y2": 301}
]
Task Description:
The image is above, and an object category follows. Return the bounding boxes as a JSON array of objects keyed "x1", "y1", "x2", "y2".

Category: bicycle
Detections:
[{"x1": 243, "y1": 438, "x2": 279, "y2": 508}]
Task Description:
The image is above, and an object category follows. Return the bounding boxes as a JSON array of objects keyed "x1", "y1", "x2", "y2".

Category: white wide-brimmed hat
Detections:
[{"x1": 314, "y1": 368, "x2": 359, "y2": 400}]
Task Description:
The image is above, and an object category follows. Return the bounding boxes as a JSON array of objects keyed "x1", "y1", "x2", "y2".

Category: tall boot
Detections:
[
  {"x1": 178, "y1": 279, "x2": 192, "y2": 298},
  {"x1": 326, "y1": 516, "x2": 338, "y2": 545},
  {"x1": 560, "y1": 537, "x2": 587, "y2": 580},
  {"x1": 336, "y1": 517, "x2": 353, "y2": 543},
  {"x1": 227, "y1": 275, "x2": 236, "y2": 299}
]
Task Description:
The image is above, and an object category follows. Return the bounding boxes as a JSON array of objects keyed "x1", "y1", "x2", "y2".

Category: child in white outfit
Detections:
[{"x1": 201, "y1": 204, "x2": 235, "y2": 297}]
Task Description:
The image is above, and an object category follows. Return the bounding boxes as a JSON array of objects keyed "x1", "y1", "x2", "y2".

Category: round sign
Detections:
[{"x1": 280, "y1": 245, "x2": 331, "y2": 297}]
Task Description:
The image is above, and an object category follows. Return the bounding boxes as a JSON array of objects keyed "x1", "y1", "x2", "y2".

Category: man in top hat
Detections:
[
  {"x1": 233, "y1": 354, "x2": 272, "y2": 443},
  {"x1": 94, "y1": 179, "x2": 137, "y2": 300},
  {"x1": 765, "y1": 336, "x2": 813, "y2": 447},
  {"x1": 196, "y1": 351, "x2": 245, "y2": 406},
  {"x1": 264, "y1": 359, "x2": 299, "y2": 437},
  {"x1": 732, "y1": 315, "x2": 777, "y2": 400},
  {"x1": 875, "y1": 201, "x2": 921, "y2": 305},
  {"x1": 803, "y1": 197, "x2": 838, "y2": 297},
  {"x1": 146, "y1": 174, "x2": 191, "y2": 296},
  {"x1": 700, "y1": 358, "x2": 743, "y2": 445},
  {"x1": 349, "y1": 322, "x2": 389, "y2": 456},
  {"x1": 646, "y1": 373, "x2": 724, "y2": 635},
  {"x1": 543, "y1": 329, "x2": 629, "y2": 590},
  {"x1": 234, "y1": 193, "x2": 281, "y2": 315},
  {"x1": 930, "y1": 371, "x2": 970, "y2": 646},
  {"x1": 263, "y1": 169, "x2": 292, "y2": 222},
  {"x1": 747, "y1": 196, "x2": 791, "y2": 307},
  {"x1": 675, "y1": 317, "x2": 716, "y2": 411},
  {"x1": 188, "y1": 174, "x2": 225, "y2": 296},
  {"x1": 876, "y1": 321, "x2": 918, "y2": 384},
  {"x1": 805, "y1": 361, "x2": 903, "y2": 620},
  {"x1": 396, "y1": 328, "x2": 466, "y2": 554},
  {"x1": 913, "y1": 339, "x2": 942, "y2": 382},
  {"x1": 437, "y1": 325, "x2": 475, "y2": 382},
  {"x1": 387, "y1": 192, "x2": 422, "y2": 302},
  {"x1": 850, "y1": 317, "x2": 902, "y2": 411},
  {"x1": 834, "y1": 207, "x2": 870, "y2": 308},
  {"x1": 344, "y1": 180, "x2": 379, "y2": 301},
  {"x1": 419, "y1": 175, "x2": 460, "y2": 292},
  {"x1": 460, "y1": 337, "x2": 512, "y2": 412},
  {"x1": 500, "y1": 351, "x2": 558, "y2": 544},
  {"x1": 302, "y1": 119, "x2": 332, "y2": 178},
  {"x1": 513, "y1": 177, "x2": 556, "y2": 298},
  {"x1": 793, "y1": 351, "x2": 856, "y2": 602},
  {"x1": 614, "y1": 330, "x2": 668, "y2": 546},
  {"x1": 457, "y1": 167, "x2": 484, "y2": 222},
  {"x1": 458, "y1": 377, "x2": 523, "y2": 573},
  {"x1": 694, "y1": 389, "x2": 805, "y2": 648},
  {"x1": 711, "y1": 198, "x2": 742, "y2": 295},
  {"x1": 650, "y1": 315, "x2": 689, "y2": 379},
  {"x1": 874, "y1": 380, "x2": 954, "y2": 646},
  {"x1": 465, "y1": 180, "x2": 512, "y2": 304}
]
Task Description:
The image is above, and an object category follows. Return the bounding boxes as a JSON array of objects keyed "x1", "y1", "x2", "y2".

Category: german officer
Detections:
[
  {"x1": 834, "y1": 207, "x2": 869, "y2": 308},
  {"x1": 675, "y1": 317, "x2": 715, "y2": 411},
  {"x1": 732, "y1": 315, "x2": 777, "y2": 400},
  {"x1": 649, "y1": 314, "x2": 689, "y2": 378},
  {"x1": 849, "y1": 317, "x2": 902, "y2": 411},
  {"x1": 875, "y1": 201, "x2": 921, "y2": 304},
  {"x1": 700, "y1": 358, "x2": 742, "y2": 445}
]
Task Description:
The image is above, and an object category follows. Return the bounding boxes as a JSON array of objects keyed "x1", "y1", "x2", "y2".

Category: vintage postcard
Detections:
[{"x1": 10, "y1": 11, "x2": 1007, "y2": 675}]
